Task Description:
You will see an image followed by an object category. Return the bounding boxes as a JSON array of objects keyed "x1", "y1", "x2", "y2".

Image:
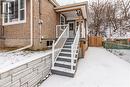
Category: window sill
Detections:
[{"x1": 3, "y1": 20, "x2": 26, "y2": 26}]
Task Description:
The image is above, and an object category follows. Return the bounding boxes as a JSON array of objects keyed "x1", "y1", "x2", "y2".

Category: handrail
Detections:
[
  {"x1": 71, "y1": 25, "x2": 80, "y2": 71},
  {"x1": 52, "y1": 24, "x2": 69, "y2": 68},
  {"x1": 56, "y1": 24, "x2": 68, "y2": 38}
]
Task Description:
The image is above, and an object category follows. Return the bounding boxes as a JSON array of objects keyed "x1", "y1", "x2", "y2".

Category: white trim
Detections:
[
  {"x1": 3, "y1": 20, "x2": 26, "y2": 26},
  {"x1": 48, "y1": 0, "x2": 59, "y2": 6},
  {"x1": 68, "y1": 21, "x2": 75, "y2": 38},
  {"x1": 68, "y1": 21, "x2": 74, "y2": 24},
  {"x1": 2, "y1": 2, "x2": 6, "y2": 25},
  {"x1": 60, "y1": 14, "x2": 65, "y2": 25},
  {"x1": 18, "y1": 0, "x2": 20, "y2": 21},
  {"x1": 24, "y1": 0, "x2": 26, "y2": 24},
  {"x1": 68, "y1": 21, "x2": 75, "y2": 30},
  {"x1": 2, "y1": 0, "x2": 26, "y2": 26},
  {"x1": 10, "y1": 0, "x2": 33, "y2": 52},
  {"x1": 56, "y1": 5, "x2": 87, "y2": 19},
  {"x1": 81, "y1": 21, "x2": 86, "y2": 38},
  {"x1": 7, "y1": 3, "x2": 9, "y2": 23}
]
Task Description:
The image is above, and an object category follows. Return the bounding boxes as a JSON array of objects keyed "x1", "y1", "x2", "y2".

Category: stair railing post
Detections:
[
  {"x1": 67, "y1": 24, "x2": 69, "y2": 38},
  {"x1": 66, "y1": 25, "x2": 68, "y2": 38},
  {"x1": 52, "y1": 40, "x2": 55, "y2": 68},
  {"x1": 56, "y1": 25, "x2": 58, "y2": 38},
  {"x1": 71, "y1": 44, "x2": 74, "y2": 72}
]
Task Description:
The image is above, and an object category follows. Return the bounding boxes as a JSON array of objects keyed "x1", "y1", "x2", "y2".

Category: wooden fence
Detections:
[{"x1": 89, "y1": 36, "x2": 103, "y2": 47}]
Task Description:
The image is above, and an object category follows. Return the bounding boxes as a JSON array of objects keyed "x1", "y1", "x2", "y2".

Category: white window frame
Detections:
[
  {"x1": 2, "y1": 0, "x2": 26, "y2": 26},
  {"x1": 60, "y1": 14, "x2": 65, "y2": 25}
]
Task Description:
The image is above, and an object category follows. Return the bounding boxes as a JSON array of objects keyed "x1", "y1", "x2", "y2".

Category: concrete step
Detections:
[
  {"x1": 61, "y1": 49, "x2": 71, "y2": 52},
  {"x1": 51, "y1": 38, "x2": 77, "y2": 77},
  {"x1": 60, "y1": 51, "x2": 71, "y2": 54},
  {"x1": 59, "y1": 52, "x2": 71, "y2": 57},
  {"x1": 63, "y1": 45, "x2": 71, "y2": 48},
  {"x1": 55, "y1": 61, "x2": 76, "y2": 69},
  {"x1": 51, "y1": 66, "x2": 75, "y2": 77},
  {"x1": 67, "y1": 38, "x2": 74, "y2": 40},
  {"x1": 66, "y1": 38, "x2": 74, "y2": 42},
  {"x1": 66, "y1": 40, "x2": 74, "y2": 42},
  {"x1": 65, "y1": 42, "x2": 73, "y2": 45},
  {"x1": 64, "y1": 44, "x2": 72, "y2": 47},
  {"x1": 57, "y1": 56, "x2": 77, "y2": 62},
  {"x1": 61, "y1": 48, "x2": 79, "y2": 54}
]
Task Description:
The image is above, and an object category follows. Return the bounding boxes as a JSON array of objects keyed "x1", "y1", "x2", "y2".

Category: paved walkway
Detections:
[{"x1": 40, "y1": 47, "x2": 130, "y2": 87}]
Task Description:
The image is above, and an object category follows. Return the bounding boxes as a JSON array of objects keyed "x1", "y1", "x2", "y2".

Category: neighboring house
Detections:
[{"x1": 0, "y1": 0, "x2": 88, "y2": 77}]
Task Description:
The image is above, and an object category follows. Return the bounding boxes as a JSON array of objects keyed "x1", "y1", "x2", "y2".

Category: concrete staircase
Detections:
[{"x1": 51, "y1": 38, "x2": 78, "y2": 77}]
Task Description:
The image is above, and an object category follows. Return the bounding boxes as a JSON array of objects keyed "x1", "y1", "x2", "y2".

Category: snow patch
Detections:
[
  {"x1": 40, "y1": 47, "x2": 130, "y2": 87},
  {"x1": 0, "y1": 50, "x2": 51, "y2": 70},
  {"x1": 107, "y1": 49, "x2": 130, "y2": 63}
]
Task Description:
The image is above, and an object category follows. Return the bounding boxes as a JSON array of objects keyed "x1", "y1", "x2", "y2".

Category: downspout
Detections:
[
  {"x1": 11, "y1": 0, "x2": 33, "y2": 52},
  {"x1": 38, "y1": 0, "x2": 43, "y2": 43}
]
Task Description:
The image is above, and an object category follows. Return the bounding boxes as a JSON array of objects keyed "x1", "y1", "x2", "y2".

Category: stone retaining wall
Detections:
[{"x1": 0, "y1": 53, "x2": 52, "y2": 87}]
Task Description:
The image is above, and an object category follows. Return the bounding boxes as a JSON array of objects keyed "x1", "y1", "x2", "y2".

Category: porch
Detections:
[
  {"x1": 51, "y1": 2, "x2": 88, "y2": 77},
  {"x1": 40, "y1": 47, "x2": 130, "y2": 87},
  {"x1": 55, "y1": 2, "x2": 88, "y2": 39}
]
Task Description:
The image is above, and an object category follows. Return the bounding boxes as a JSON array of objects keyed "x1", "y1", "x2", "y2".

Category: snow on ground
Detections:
[
  {"x1": 40, "y1": 47, "x2": 130, "y2": 87},
  {"x1": 108, "y1": 49, "x2": 130, "y2": 63},
  {"x1": 0, "y1": 50, "x2": 51, "y2": 70}
]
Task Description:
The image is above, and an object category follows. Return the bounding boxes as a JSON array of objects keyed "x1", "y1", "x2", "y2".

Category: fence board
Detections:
[{"x1": 89, "y1": 36, "x2": 103, "y2": 47}]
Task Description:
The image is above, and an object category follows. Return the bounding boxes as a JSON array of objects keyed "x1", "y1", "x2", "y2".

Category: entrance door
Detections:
[{"x1": 68, "y1": 22, "x2": 75, "y2": 38}]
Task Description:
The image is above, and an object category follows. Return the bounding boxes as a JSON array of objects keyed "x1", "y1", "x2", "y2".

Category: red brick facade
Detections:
[{"x1": 0, "y1": 0, "x2": 59, "y2": 50}]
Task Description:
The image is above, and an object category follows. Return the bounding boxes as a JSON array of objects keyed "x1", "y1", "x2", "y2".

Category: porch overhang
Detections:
[
  {"x1": 49, "y1": 0, "x2": 60, "y2": 7},
  {"x1": 54, "y1": 1, "x2": 88, "y2": 20}
]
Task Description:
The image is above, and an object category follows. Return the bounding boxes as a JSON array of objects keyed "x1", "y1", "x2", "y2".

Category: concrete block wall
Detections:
[{"x1": 0, "y1": 53, "x2": 52, "y2": 87}]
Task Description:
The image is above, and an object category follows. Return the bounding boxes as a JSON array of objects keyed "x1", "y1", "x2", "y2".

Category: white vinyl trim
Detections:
[
  {"x1": 68, "y1": 21, "x2": 75, "y2": 38},
  {"x1": 2, "y1": 0, "x2": 26, "y2": 26},
  {"x1": 60, "y1": 14, "x2": 65, "y2": 25}
]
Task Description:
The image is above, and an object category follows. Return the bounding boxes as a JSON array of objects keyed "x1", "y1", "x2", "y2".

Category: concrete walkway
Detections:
[{"x1": 40, "y1": 47, "x2": 130, "y2": 87}]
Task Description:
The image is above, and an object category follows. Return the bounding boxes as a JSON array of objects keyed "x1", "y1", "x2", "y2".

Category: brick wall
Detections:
[
  {"x1": 32, "y1": 0, "x2": 59, "y2": 50},
  {"x1": 0, "y1": 39, "x2": 5, "y2": 48},
  {"x1": 1, "y1": 0, "x2": 59, "y2": 49},
  {"x1": 0, "y1": 52, "x2": 52, "y2": 87},
  {"x1": 3, "y1": 0, "x2": 31, "y2": 48}
]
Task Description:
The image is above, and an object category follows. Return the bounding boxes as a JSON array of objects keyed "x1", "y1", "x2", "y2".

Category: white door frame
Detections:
[
  {"x1": 60, "y1": 14, "x2": 65, "y2": 25},
  {"x1": 68, "y1": 21, "x2": 75, "y2": 38}
]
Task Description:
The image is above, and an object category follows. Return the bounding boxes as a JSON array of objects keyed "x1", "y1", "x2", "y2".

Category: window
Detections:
[
  {"x1": 60, "y1": 14, "x2": 65, "y2": 25},
  {"x1": 47, "y1": 41, "x2": 53, "y2": 47},
  {"x1": 2, "y1": 0, "x2": 26, "y2": 25}
]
